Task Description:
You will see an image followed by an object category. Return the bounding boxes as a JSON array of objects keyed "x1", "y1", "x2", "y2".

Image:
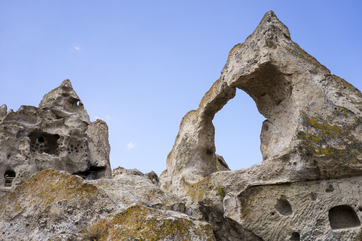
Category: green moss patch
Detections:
[{"x1": 86, "y1": 204, "x2": 215, "y2": 241}]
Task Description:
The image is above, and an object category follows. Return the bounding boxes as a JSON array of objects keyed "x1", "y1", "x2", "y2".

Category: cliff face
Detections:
[
  {"x1": 0, "y1": 79, "x2": 111, "y2": 196},
  {"x1": 1, "y1": 10, "x2": 362, "y2": 241}
]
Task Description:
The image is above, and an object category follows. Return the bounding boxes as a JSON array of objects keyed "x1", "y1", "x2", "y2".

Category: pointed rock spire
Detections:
[
  {"x1": 39, "y1": 79, "x2": 88, "y2": 118},
  {"x1": 161, "y1": 11, "x2": 362, "y2": 197}
]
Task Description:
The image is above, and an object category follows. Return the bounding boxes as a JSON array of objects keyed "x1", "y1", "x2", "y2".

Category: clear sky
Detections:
[{"x1": 1, "y1": 1, "x2": 361, "y2": 175}]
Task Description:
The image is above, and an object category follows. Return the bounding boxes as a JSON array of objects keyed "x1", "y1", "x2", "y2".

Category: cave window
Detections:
[
  {"x1": 29, "y1": 132, "x2": 60, "y2": 155},
  {"x1": 275, "y1": 195, "x2": 293, "y2": 216},
  {"x1": 4, "y1": 169, "x2": 16, "y2": 187},
  {"x1": 329, "y1": 205, "x2": 361, "y2": 230}
]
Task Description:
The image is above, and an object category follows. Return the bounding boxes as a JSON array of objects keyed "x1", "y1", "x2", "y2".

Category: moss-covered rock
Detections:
[
  {"x1": 82, "y1": 204, "x2": 215, "y2": 241},
  {"x1": 0, "y1": 169, "x2": 216, "y2": 240}
]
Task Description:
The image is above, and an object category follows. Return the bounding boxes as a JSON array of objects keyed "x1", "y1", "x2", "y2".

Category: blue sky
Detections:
[{"x1": 1, "y1": 1, "x2": 361, "y2": 175}]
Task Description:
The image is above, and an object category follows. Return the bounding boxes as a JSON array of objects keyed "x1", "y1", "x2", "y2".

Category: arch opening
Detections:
[
  {"x1": 212, "y1": 63, "x2": 295, "y2": 170},
  {"x1": 234, "y1": 63, "x2": 295, "y2": 161},
  {"x1": 213, "y1": 89, "x2": 265, "y2": 170}
]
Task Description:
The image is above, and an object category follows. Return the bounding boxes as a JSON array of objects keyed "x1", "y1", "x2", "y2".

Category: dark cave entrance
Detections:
[{"x1": 4, "y1": 168, "x2": 16, "y2": 187}]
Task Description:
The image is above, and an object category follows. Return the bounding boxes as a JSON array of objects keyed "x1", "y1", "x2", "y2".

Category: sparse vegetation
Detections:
[
  {"x1": 216, "y1": 184, "x2": 226, "y2": 200},
  {"x1": 81, "y1": 220, "x2": 109, "y2": 241}
]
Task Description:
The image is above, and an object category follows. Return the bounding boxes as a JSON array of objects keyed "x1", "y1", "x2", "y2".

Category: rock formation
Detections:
[
  {"x1": 0, "y1": 80, "x2": 111, "y2": 196},
  {"x1": 0, "y1": 169, "x2": 215, "y2": 240},
  {"x1": 1, "y1": 10, "x2": 362, "y2": 241},
  {"x1": 160, "y1": 10, "x2": 362, "y2": 240}
]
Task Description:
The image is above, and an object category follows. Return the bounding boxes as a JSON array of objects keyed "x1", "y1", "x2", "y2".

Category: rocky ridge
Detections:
[{"x1": 1, "y1": 10, "x2": 362, "y2": 241}]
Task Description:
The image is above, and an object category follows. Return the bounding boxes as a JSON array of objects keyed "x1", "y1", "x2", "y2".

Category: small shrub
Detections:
[
  {"x1": 216, "y1": 184, "x2": 226, "y2": 200},
  {"x1": 81, "y1": 219, "x2": 109, "y2": 241}
]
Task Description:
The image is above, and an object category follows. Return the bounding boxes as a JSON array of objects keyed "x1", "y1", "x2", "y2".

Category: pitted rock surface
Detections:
[
  {"x1": 160, "y1": 10, "x2": 362, "y2": 240},
  {"x1": 0, "y1": 169, "x2": 216, "y2": 241},
  {"x1": 0, "y1": 80, "x2": 111, "y2": 195},
  {"x1": 1, "y1": 10, "x2": 362, "y2": 241}
]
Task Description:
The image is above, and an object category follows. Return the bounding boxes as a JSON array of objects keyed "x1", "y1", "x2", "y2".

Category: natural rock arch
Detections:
[{"x1": 161, "y1": 11, "x2": 362, "y2": 195}]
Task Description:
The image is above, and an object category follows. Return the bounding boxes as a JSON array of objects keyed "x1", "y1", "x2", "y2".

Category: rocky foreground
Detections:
[{"x1": 1, "y1": 10, "x2": 362, "y2": 241}]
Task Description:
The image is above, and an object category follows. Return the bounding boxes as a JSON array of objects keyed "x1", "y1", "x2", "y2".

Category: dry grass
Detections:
[{"x1": 81, "y1": 219, "x2": 109, "y2": 241}]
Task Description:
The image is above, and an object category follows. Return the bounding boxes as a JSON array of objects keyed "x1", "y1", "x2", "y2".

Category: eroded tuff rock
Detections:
[
  {"x1": 0, "y1": 80, "x2": 111, "y2": 196},
  {"x1": 160, "y1": 11, "x2": 362, "y2": 240},
  {"x1": 0, "y1": 169, "x2": 216, "y2": 240}
]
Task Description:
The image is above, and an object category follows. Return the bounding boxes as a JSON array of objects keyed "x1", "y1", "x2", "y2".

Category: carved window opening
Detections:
[
  {"x1": 4, "y1": 169, "x2": 16, "y2": 187},
  {"x1": 29, "y1": 132, "x2": 60, "y2": 155},
  {"x1": 329, "y1": 205, "x2": 360, "y2": 230},
  {"x1": 275, "y1": 195, "x2": 293, "y2": 216},
  {"x1": 213, "y1": 89, "x2": 264, "y2": 169}
]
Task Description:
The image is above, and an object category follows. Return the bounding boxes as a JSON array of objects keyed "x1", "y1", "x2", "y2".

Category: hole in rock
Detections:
[
  {"x1": 290, "y1": 232, "x2": 300, "y2": 241},
  {"x1": 325, "y1": 184, "x2": 334, "y2": 193},
  {"x1": 29, "y1": 132, "x2": 60, "y2": 155},
  {"x1": 73, "y1": 166, "x2": 107, "y2": 180},
  {"x1": 213, "y1": 89, "x2": 265, "y2": 170},
  {"x1": 275, "y1": 195, "x2": 293, "y2": 216},
  {"x1": 4, "y1": 168, "x2": 16, "y2": 187},
  {"x1": 329, "y1": 205, "x2": 360, "y2": 230}
]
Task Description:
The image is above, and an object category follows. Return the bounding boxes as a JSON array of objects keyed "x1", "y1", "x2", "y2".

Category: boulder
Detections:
[
  {"x1": 160, "y1": 10, "x2": 362, "y2": 240},
  {"x1": 0, "y1": 80, "x2": 111, "y2": 195},
  {"x1": 0, "y1": 169, "x2": 216, "y2": 241},
  {"x1": 112, "y1": 166, "x2": 160, "y2": 185},
  {"x1": 0, "y1": 169, "x2": 116, "y2": 240}
]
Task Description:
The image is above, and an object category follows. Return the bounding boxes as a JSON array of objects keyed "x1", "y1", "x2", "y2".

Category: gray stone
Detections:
[
  {"x1": 0, "y1": 169, "x2": 216, "y2": 241},
  {"x1": 0, "y1": 79, "x2": 111, "y2": 192},
  {"x1": 112, "y1": 166, "x2": 160, "y2": 185},
  {"x1": 160, "y1": 10, "x2": 362, "y2": 240},
  {"x1": 1, "y1": 10, "x2": 362, "y2": 241}
]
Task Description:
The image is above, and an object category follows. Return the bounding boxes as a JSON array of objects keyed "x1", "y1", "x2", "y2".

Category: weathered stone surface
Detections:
[
  {"x1": 0, "y1": 80, "x2": 111, "y2": 195},
  {"x1": 160, "y1": 10, "x2": 362, "y2": 240},
  {"x1": 80, "y1": 204, "x2": 215, "y2": 241},
  {"x1": 0, "y1": 169, "x2": 216, "y2": 241},
  {"x1": 91, "y1": 167, "x2": 183, "y2": 212},
  {"x1": 237, "y1": 176, "x2": 362, "y2": 240},
  {"x1": 0, "y1": 169, "x2": 116, "y2": 240},
  {"x1": 161, "y1": 10, "x2": 362, "y2": 195},
  {"x1": 112, "y1": 166, "x2": 160, "y2": 185},
  {"x1": 1, "y1": 10, "x2": 362, "y2": 241}
]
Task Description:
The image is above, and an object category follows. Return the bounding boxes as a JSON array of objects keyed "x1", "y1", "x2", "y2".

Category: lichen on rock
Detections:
[
  {"x1": 1, "y1": 10, "x2": 362, "y2": 241},
  {"x1": 160, "y1": 10, "x2": 362, "y2": 240}
]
